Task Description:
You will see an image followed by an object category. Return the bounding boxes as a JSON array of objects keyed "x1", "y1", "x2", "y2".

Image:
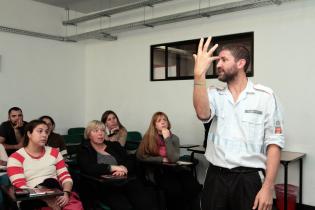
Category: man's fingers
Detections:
[
  {"x1": 56, "y1": 198, "x2": 62, "y2": 206},
  {"x1": 203, "y1": 36, "x2": 212, "y2": 53},
  {"x1": 258, "y1": 202, "x2": 265, "y2": 210},
  {"x1": 212, "y1": 56, "x2": 220, "y2": 61},
  {"x1": 208, "y1": 43, "x2": 218, "y2": 56},
  {"x1": 198, "y1": 38, "x2": 204, "y2": 54},
  {"x1": 193, "y1": 54, "x2": 197, "y2": 61},
  {"x1": 252, "y1": 196, "x2": 258, "y2": 209}
]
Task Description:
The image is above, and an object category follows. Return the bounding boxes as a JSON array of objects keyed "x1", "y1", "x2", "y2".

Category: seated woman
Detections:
[
  {"x1": 39, "y1": 115, "x2": 68, "y2": 158},
  {"x1": 137, "y1": 111, "x2": 202, "y2": 210},
  {"x1": 77, "y1": 120, "x2": 158, "y2": 210},
  {"x1": 101, "y1": 110, "x2": 127, "y2": 147},
  {"x1": 7, "y1": 120, "x2": 83, "y2": 210}
]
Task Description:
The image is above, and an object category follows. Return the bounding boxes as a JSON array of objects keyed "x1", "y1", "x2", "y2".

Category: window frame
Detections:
[{"x1": 150, "y1": 31, "x2": 254, "y2": 81}]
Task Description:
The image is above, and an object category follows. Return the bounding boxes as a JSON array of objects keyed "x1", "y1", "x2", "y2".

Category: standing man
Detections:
[
  {"x1": 0, "y1": 107, "x2": 27, "y2": 155},
  {"x1": 193, "y1": 37, "x2": 284, "y2": 210}
]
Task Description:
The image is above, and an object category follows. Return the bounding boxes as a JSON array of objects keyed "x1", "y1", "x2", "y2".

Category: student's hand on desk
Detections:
[
  {"x1": 111, "y1": 165, "x2": 128, "y2": 174},
  {"x1": 43, "y1": 198, "x2": 61, "y2": 210},
  {"x1": 161, "y1": 128, "x2": 170, "y2": 139},
  {"x1": 56, "y1": 192, "x2": 70, "y2": 207},
  {"x1": 252, "y1": 185, "x2": 273, "y2": 210},
  {"x1": 117, "y1": 165, "x2": 128, "y2": 174},
  {"x1": 162, "y1": 157, "x2": 169, "y2": 163},
  {"x1": 112, "y1": 171, "x2": 126, "y2": 176}
]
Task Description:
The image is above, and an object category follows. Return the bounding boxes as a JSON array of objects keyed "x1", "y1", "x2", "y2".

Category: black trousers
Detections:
[{"x1": 201, "y1": 163, "x2": 263, "y2": 210}]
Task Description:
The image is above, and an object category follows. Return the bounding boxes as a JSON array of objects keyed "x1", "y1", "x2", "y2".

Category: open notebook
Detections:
[{"x1": 15, "y1": 187, "x2": 63, "y2": 198}]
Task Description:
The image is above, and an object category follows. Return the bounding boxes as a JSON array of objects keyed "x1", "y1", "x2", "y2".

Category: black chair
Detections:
[
  {"x1": 63, "y1": 134, "x2": 84, "y2": 158},
  {"x1": 68, "y1": 127, "x2": 85, "y2": 136},
  {"x1": 125, "y1": 131, "x2": 142, "y2": 153}
]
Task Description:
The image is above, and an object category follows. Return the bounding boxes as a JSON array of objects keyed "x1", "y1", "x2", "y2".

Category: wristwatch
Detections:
[{"x1": 63, "y1": 190, "x2": 71, "y2": 196}]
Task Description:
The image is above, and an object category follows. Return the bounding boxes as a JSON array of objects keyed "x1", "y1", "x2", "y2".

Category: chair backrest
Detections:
[
  {"x1": 125, "y1": 131, "x2": 142, "y2": 151},
  {"x1": 63, "y1": 134, "x2": 84, "y2": 145},
  {"x1": 68, "y1": 127, "x2": 85, "y2": 135},
  {"x1": 63, "y1": 134, "x2": 84, "y2": 157}
]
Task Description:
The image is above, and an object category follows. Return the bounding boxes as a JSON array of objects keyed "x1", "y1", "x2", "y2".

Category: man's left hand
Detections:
[{"x1": 252, "y1": 185, "x2": 273, "y2": 210}]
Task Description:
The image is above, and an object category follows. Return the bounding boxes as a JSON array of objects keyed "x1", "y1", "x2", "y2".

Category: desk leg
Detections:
[
  {"x1": 284, "y1": 162, "x2": 288, "y2": 210},
  {"x1": 190, "y1": 152, "x2": 197, "y2": 178},
  {"x1": 299, "y1": 159, "x2": 303, "y2": 204}
]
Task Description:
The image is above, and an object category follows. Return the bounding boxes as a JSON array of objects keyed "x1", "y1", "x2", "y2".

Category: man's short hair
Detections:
[
  {"x1": 8, "y1": 107, "x2": 22, "y2": 115},
  {"x1": 219, "y1": 44, "x2": 251, "y2": 72}
]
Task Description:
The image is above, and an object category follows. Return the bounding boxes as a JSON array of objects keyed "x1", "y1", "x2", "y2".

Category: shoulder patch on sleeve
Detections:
[{"x1": 253, "y1": 84, "x2": 273, "y2": 94}]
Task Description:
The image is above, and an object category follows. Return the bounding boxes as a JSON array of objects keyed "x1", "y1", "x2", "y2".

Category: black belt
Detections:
[{"x1": 209, "y1": 163, "x2": 265, "y2": 175}]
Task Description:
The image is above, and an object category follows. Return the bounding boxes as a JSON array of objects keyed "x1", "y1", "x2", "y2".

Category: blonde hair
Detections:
[
  {"x1": 137, "y1": 112, "x2": 171, "y2": 158},
  {"x1": 84, "y1": 120, "x2": 106, "y2": 139}
]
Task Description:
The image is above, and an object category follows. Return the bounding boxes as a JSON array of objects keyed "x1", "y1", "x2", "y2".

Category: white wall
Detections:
[
  {"x1": 0, "y1": 0, "x2": 86, "y2": 134},
  {"x1": 85, "y1": 0, "x2": 315, "y2": 205}
]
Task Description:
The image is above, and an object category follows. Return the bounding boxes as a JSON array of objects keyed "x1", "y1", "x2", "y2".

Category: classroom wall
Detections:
[
  {"x1": 85, "y1": 0, "x2": 315, "y2": 205},
  {"x1": 0, "y1": 0, "x2": 86, "y2": 134}
]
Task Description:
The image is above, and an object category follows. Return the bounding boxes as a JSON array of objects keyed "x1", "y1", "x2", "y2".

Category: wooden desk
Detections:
[
  {"x1": 1, "y1": 185, "x2": 63, "y2": 202},
  {"x1": 139, "y1": 160, "x2": 193, "y2": 168},
  {"x1": 186, "y1": 146, "x2": 206, "y2": 177},
  {"x1": 80, "y1": 173, "x2": 132, "y2": 186},
  {"x1": 187, "y1": 145, "x2": 205, "y2": 161},
  {"x1": 187, "y1": 146, "x2": 306, "y2": 210}
]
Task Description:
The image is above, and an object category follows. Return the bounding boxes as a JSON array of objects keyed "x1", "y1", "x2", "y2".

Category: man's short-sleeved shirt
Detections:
[
  {"x1": 0, "y1": 121, "x2": 26, "y2": 145},
  {"x1": 204, "y1": 80, "x2": 284, "y2": 169}
]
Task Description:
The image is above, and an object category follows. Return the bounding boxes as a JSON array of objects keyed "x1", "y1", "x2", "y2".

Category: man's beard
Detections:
[
  {"x1": 217, "y1": 67, "x2": 238, "y2": 83},
  {"x1": 10, "y1": 121, "x2": 17, "y2": 126}
]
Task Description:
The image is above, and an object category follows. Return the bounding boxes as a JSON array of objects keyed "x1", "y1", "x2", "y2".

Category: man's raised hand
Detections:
[{"x1": 193, "y1": 36, "x2": 219, "y2": 79}]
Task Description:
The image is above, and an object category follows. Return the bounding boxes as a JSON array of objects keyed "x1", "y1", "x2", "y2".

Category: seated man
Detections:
[{"x1": 0, "y1": 107, "x2": 27, "y2": 156}]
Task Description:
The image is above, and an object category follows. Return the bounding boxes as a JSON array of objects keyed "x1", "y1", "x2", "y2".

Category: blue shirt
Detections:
[{"x1": 204, "y1": 80, "x2": 284, "y2": 169}]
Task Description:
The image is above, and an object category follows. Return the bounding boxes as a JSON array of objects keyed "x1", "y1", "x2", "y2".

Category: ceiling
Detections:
[
  {"x1": 32, "y1": 0, "x2": 137, "y2": 13},
  {"x1": 1, "y1": 0, "x2": 294, "y2": 42}
]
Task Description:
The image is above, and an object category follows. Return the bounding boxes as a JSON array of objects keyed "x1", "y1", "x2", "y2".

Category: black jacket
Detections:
[{"x1": 77, "y1": 140, "x2": 132, "y2": 176}]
